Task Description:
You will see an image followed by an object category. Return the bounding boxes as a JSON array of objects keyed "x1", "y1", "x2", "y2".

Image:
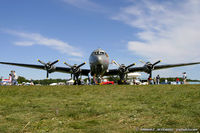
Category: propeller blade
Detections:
[
  {"x1": 112, "y1": 60, "x2": 120, "y2": 67},
  {"x1": 51, "y1": 60, "x2": 59, "y2": 65},
  {"x1": 37, "y1": 59, "x2": 46, "y2": 65},
  {"x1": 139, "y1": 60, "x2": 146, "y2": 64},
  {"x1": 153, "y1": 60, "x2": 162, "y2": 66},
  {"x1": 64, "y1": 62, "x2": 72, "y2": 68},
  {"x1": 126, "y1": 63, "x2": 136, "y2": 69},
  {"x1": 77, "y1": 62, "x2": 86, "y2": 68}
]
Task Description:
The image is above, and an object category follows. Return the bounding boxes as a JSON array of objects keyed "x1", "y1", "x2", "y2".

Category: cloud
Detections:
[
  {"x1": 14, "y1": 41, "x2": 34, "y2": 46},
  {"x1": 113, "y1": 0, "x2": 200, "y2": 63},
  {"x1": 5, "y1": 30, "x2": 83, "y2": 57},
  {"x1": 62, "y1": 0, "x2": 103, "y2": 12}
]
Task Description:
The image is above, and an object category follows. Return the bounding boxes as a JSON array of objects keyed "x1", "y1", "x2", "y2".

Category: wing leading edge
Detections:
[
  {"x1": 1, "y1": 61, "x2": 200, "y2": 77},
  {"x1": 0, "y1": 62, "x2": 90, "y2": 76},
  {"x1": 106, "y1": 61, "x2": 200, "y2": 75}
]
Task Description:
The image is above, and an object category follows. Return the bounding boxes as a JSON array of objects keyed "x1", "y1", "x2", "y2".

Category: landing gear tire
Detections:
[
  {"x1": 73, "y1": 81, "x2": 77, "y2": 85},
  {"x1": 78, "y1": 80, "x2": 81, "y2": 85},
  {"x1": 73, "y1": 80, "x2": 81, "y2": 85}
]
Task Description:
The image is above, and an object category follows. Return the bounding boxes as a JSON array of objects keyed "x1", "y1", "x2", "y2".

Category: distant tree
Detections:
[
  {"x1": 17, "y1": 76, "x2": 29, "y2": 84},
  {"x1": 15, "y1": 76, "x2": 200, "y2": 85},
  {"x1": 33, "y1": 78, "x2": 66, "y2": 85},
  {"x1": 159, "y1": 77, "x2": 200, "y2": 83}
]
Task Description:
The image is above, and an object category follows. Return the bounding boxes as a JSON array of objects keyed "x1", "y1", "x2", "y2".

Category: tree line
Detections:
[{"x1": 16, "y1": 76, "x2": 200, "y2": 85}]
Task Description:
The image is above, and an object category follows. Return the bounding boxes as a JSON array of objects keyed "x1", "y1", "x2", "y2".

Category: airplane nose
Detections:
[{"x1": 93, "y1": 56, "x2": 103, "y2": 64}]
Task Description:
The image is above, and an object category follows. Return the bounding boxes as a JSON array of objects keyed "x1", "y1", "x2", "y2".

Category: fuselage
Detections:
[{"x1": 89, "y1": 48, "x2": 109, "y2": 77}]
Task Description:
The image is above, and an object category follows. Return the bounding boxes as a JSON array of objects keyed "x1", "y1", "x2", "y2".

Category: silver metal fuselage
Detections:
[{"x1": 89, "y1": 49, "x2": 109, "y2": 77}]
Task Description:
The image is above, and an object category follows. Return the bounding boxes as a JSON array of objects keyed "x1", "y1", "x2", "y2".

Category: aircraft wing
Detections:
[
  {"x1": 153, "y1": 62, "x2": 200, "y2": 70},
  {"x1": 0, "y1": 62, "x2": 90, "y2": 75},
  {"x1": 105, "y1": 61, "x2": 200, "y2": 75},
  {"x1": 105, "y1": 67, "x2": 144, "y2": 76}
]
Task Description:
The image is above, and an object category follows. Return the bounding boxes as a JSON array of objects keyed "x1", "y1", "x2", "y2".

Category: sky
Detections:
[{"x1": 0, "y1": 0, "x2": 200, "y2": 80}]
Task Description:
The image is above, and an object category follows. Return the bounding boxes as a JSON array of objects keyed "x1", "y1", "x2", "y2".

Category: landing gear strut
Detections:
[{"x1": 72, "y1": 74, "x2": 81, "y2": 85}]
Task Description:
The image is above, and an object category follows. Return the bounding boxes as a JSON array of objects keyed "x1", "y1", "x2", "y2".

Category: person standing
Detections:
[
  {"x1": 183, "y1": 72, "x2": 187, "y2": 84},
  {"x1": 148, "y1": 77, "x2": 154, "y2": 85},
  {"x1": 153, "y1": 77, "x2": 156, "y2": 84},
  {"x1": 176, "y1": 77, "x2": 180, "y2": 84},
  {"x1": 156, "y1": 75, "x2": 160, "y2": 84},
  {"x1": 11, "y1": 71, "x2": 18, "y2": 85},
  {"x1": 88, "y1": 72, "x2": 91, "y2": 85}
]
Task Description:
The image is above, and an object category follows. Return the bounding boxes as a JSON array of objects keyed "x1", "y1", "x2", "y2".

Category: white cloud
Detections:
[
  {"x1": 113, "y1": 0, "x2": 200, "y2": 63},
  {"x1": 5, "y1": 30, "x2": 82, "y2": 57},
  {"x1": 62, "y1": 0, "x2": 103, "y2": 12},
  {"x1": 14, "y1": 41, "x2": 34, "y2": 46}
]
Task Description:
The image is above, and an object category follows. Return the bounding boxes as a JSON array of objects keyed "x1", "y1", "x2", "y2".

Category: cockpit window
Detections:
[
  {"x1": 93, "y1": 51, "x2": 105, "y2": 55},
  {"x1": 105, "y1": 52, "x2": 109, "y2": 57}
]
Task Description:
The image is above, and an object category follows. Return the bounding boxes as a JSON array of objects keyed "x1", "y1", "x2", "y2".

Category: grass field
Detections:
[{"x1": 0, "y1": 85, "x2": 200, "y2": 133}]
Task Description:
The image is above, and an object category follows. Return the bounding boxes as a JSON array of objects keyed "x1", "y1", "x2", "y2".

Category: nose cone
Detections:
[
  {"x1": 94, "y1": 55, "x2": 103, "y2": 64},
  {"x1": 90, "y1": 55, "x2": 103, "y2": 65}
]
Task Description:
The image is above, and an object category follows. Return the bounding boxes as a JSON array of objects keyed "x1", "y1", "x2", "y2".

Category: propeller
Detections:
[
  {"x1": 112, "y1": 60, "x2": 120, "y2": 67},
  {"x1": 37, "y1": 59, "x2": 59, "y2": 79},
  {"x1": 64, "y1": 62, "x2": 86, "y2": 74},
  {"x1": 112, "y1": 60, "x2": 136, "y2": 73},
  {"x1": 112, "y1": 60, "x2": 136, "y2": 82},
  {"x1": 140, "y1": 60, "x2": 162, "y2": 79},
  {"x1": 64, "y1": 61, "x2": 86, "y2": 84}
]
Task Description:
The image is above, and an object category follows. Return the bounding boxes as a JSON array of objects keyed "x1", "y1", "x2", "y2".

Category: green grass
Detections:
[{"x1": 0, "y1": 85, "x2": 200, "y2": 133}]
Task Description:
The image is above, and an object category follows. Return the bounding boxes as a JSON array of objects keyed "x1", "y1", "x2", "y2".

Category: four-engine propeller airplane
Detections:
[{"x1": 0, "y1": 48, "x2": 200, "y2": 85}]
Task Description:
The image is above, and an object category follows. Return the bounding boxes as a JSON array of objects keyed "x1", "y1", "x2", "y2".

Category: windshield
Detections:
[{"x1": 93, "y1": 51, "x2": 105, "y2": 55}]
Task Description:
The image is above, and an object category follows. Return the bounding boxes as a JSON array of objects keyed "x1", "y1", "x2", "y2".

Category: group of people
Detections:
[
  {"x1": 148, "y1": 75, "x2": 160, "y2": 85},
  {"x1": 175, "y1": 72, "x2": 187, "y2": 84},
  {"x1": 1, "y1": 70, "x2": 18, "y2": 85},
  {"x1": 148, "y1": 72, "x2": 187, "y2": 85}
]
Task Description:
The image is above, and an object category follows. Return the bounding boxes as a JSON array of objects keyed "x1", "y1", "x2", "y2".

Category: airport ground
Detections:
[{"x1": 0, "y1": 85, "x2": 199, "y2": 133}]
